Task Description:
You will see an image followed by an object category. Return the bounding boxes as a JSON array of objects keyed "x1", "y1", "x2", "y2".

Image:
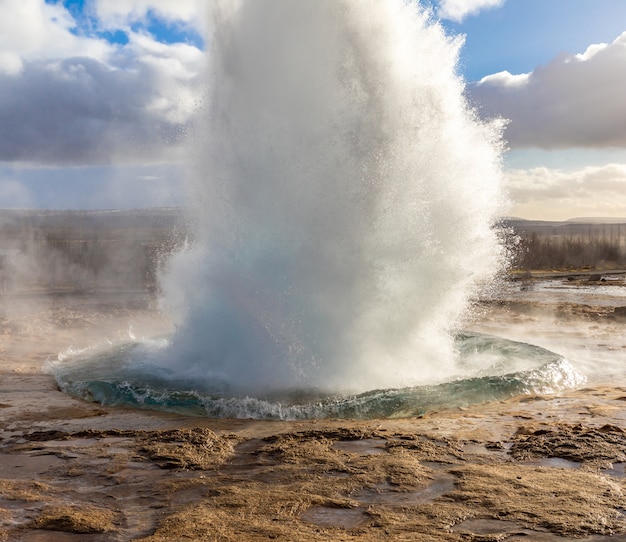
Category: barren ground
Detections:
[{"x1": 2, "y1": 284, "x2": 626, "y2": 541}]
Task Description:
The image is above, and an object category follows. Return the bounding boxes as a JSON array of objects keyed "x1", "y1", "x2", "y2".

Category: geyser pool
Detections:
[
  {"x1": 50, "y1": 1, "x2": 582, "y2": 419},
  {"x1": 51, "y1": 332, "x2": 584, "y2": 420}
]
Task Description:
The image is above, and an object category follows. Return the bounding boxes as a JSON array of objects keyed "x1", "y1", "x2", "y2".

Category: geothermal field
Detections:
[
  {"x1": 2, "y1": 1, "x2": 626, "y2": 540},
  {"x1": 2, "y1": 210, "x2": 626, "y2": 541}
]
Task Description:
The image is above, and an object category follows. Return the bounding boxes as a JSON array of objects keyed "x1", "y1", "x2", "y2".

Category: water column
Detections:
[{"x1": 159, "y1": 0, "x2": 507, "y2": 394}]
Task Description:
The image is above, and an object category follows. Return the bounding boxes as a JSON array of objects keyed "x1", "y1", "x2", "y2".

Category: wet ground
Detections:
[{"x1": 1, "y1": 279, "x2": 626, "y2": 541}]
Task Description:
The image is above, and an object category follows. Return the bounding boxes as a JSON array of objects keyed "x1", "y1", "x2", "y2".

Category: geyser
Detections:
[
  {"x1": 158, "y1": 0, "x2": 507, "y2": 394},
  {"x1": 51, "y1": 1, "x2": 587, "y2": 420}
]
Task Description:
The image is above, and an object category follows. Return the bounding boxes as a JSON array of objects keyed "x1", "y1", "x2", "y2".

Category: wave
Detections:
[{"x1": 48, "y1": 332, "x2": 585, "y2": 420}]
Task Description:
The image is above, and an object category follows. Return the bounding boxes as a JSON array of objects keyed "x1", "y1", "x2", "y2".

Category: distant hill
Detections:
[
  {"x1": 503, "y1": 217, "x2": 626, "y2": 226},
  {"x1": 0, "y1": 207, "x2": 185, "y2": 233},
  {"x1": 2, "y1": 209, "x2": 626, "y2": 279},
  {"x1": 566, "y1": 217, "x2": 626, "y2": 224}
]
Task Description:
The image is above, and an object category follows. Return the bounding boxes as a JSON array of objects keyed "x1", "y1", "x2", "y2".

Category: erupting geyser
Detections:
[
  {"x1": 159, "y1": 0, "x2": 506, "y2": 393},
  {"x1": 51, "y1": 1, "x2": 584, "y2": 420}
]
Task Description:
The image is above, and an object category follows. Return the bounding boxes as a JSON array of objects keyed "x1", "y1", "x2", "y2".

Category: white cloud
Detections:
[
  {"x1": 0, "y1": 52, "x2": 203, "y2": 165},
  {"x1": 574, "y1": 42, "x2": 608, "y2": 62},
  {"x1": 506, "y1": 163, "x2": 626, "y2": 220},
  {"x1": 0, "y1": 0, "x2": 112, "y2": 74},
  {"x1": 437, "y1": 0, "x2": 505, "y2": 22},
  {"x1": 93, "y1": 0, "x2": 209, "y2": 36},
  {"x1": 470, "y1": 32, "x2": 626, "y2": 149},
  {"x1": 0, "y1": 0, "x2": 205, "y2": 166},
  {"x1": 478, "y1": 70, "x2": 529, "y2": 88}
]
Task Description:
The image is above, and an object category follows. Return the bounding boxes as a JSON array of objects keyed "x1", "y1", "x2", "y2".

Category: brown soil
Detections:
[{"x1": 2, "y1": 291, "x2": 626, "y2": 541}]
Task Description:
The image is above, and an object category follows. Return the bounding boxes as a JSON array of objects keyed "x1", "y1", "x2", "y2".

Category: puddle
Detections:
[
  {"x1": 226, "y1": 455, "x2": 263, "y2": 468},
  {"x1": 452, "y1": 519, "x2": 621, "y2": 541},
  {"x1": 231, "y1": 465, "x2": 271, "y2": 480},
  {"x1": 531, "y1": 457, "x2": 581, "y2": 469},
  {"x1": 332, "y1": 439, "x2": 387, "y2": 455},
  {"x1": 300, "y1": 506, "x2": 368, "y2": 528},
  {"x1": 0, "y1": 498, "x2": 40, "y2": 510},
  {"x1": 462, "y1": 443, "x2": 492, "y2": 454},
  {"x1": 226, "y1": 439, "x2": 270, "y2": 468},
  {"x1": 0, "y1": 454, "x2": 64, "y2": 479},
  {"x1": 452, "y1": 518, "x2": 526, "y2": 535},
  {"x1": 99, "y1": 446, "x2": 134, "y2": 455},
  {"x1": 170, "y1": 486, "x2": 209, "y2": 506},
  {"x1": 463, "y1": 442, "x2": 511, "y2": 456},
  {"x1": 602, "y1": 462, "x2": 626, "y2": 477},
  {"x1": 32, "y1": 438, "x2": 99, "y2": 448},
  {"x1": 540, "y1": 457, "x2": 580, "y2": 469},
  {"x1": 234, "y1": 439, "x2": 265, "y2": 454},
  {"x1": 356, "y1": 474, "x2": 455, "y2": 506},
  {"x1": 20, "y1": 531, "x2": 103, "y2": 541}
]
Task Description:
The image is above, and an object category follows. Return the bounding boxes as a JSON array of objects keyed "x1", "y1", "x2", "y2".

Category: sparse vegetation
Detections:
[
  {"x1": 504, "y1": 219, "x2": 626, "y2": 271},
  {"x1": 3, "y1": 211, "x2": 626, "y2": 294}
]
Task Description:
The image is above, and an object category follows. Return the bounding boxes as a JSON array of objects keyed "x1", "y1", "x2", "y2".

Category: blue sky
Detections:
[
  {"x1": 1, "y1": 0, "x2": 626, "y2": 220},
  {"x1": 442, "y1": 0, "x2": 626, "y2": 81},
  {"x1": 56, "y1": 0, "x2": 205, "y2": 47}
]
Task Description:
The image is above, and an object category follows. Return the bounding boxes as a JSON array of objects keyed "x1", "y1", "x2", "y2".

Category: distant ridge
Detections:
[
  {"x1": 503, "y1": 217, "x2": 626, "y2": 225},
  {"x1": 2, "y1": 210, "x2": 626, "y2": 226},
  {"x1": 0, "y1": 207, "x2": 182, "y2": 215},
  {"x1": 565, "y1": 217, "x2": 626, "y2": 224},
  {"x1": 0, "y1": 207, "x2": 185, "y2": 231}
]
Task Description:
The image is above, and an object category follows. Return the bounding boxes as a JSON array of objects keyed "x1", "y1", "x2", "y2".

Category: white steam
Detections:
[{"x1": 159, "y1": 0, "x2": 507, "y2": 393}]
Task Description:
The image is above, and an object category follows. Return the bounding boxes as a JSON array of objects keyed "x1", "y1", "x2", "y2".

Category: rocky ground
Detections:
[{"x1": 2, "y1": 286, "x2": 626, "y2": 541}]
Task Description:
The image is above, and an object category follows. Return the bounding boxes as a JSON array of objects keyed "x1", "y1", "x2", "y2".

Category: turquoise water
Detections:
[{"x1": 50, "y1": 332, "x2": 584, "y2": 420}]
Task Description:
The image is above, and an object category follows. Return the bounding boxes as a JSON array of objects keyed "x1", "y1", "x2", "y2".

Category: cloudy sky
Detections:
[{"x1": 1, "y1": 0, "x2": 625, "y2": 220}]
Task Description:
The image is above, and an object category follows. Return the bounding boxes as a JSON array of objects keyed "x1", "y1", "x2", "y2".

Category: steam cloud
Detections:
[{"x1": 159, "y1": 0, "x2": 507, "y2": 393}]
